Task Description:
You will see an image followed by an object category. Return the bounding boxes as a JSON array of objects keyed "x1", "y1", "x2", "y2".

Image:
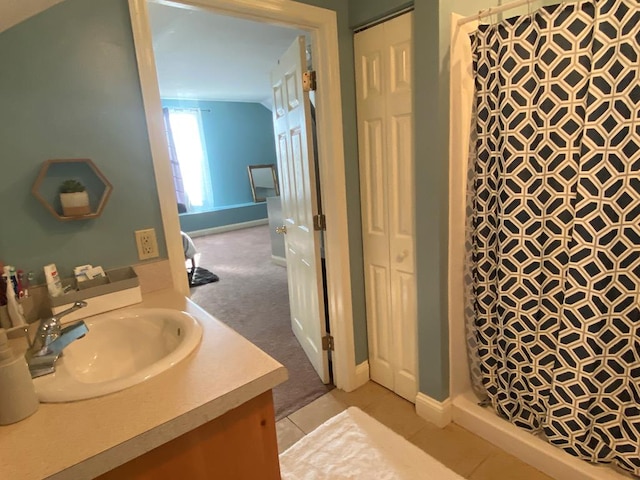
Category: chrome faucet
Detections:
[{"x1": 25, "y1": 301, "x2": 89, "y2": 378}]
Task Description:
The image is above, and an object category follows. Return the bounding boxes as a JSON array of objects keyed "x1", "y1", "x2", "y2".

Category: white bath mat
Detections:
[{"x1": 279, "y1": 407, "x2": 464, "y2": 480}]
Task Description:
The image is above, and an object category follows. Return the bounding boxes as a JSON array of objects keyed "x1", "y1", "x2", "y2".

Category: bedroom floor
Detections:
[
  {"x1": 189, "y1": 225, "x2": 333, "y2": 420},
  {"x1": 276, "y1": 381, "x2": 553, "y2": 480}
]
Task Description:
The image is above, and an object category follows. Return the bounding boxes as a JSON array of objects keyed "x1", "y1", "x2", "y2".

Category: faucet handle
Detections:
[
  {"x1": 31, "y1": 317, "x2": 62, "y2": 350},
  {"x1": 54, "y1": 301, "x2": 88, "y2": 321},
  {"x1": 29, "y1": 301, "x2": 89, "y2": 349}
]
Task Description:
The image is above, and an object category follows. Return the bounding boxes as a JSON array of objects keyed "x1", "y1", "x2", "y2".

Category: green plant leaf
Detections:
[{"x1": 60, "y1": 179, "x2": 86, "y2": 193}]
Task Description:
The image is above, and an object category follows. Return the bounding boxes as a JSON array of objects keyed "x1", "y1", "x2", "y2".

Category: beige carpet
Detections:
[
  {"x1": 279, "y1": 407, "x2": 465, "y2": 480},
  {"x1": 189, "y1": 225, "x2": 333, "y2": 420}
]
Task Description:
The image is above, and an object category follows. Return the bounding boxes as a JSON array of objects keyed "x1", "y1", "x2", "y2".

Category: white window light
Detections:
[{"x1": 167, "y1": 108, "x2": 213, "y2": 211}]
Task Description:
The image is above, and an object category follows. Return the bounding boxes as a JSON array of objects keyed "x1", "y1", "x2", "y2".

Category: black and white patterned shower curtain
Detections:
[{"x1": 467, "y1": 0, "x2": 640, "y2": 475}]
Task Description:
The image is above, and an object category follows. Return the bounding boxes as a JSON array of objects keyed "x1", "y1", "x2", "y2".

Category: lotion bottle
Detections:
[
  {"x1": 0, "y1": 328, "x2": 39, "y2": 425},
  {"x1": 44, "y1": 263, "x2": 63, "y2": 297}
]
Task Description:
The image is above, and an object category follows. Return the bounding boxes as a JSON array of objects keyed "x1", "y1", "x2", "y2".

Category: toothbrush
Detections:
[
  {"x1": 0, "y1": 275, "x2": 6, "y2": 306},
  {"x1": 8, "y1": 266, "x2": 18, "y2": 296},
  {"x1": 24, "y1": 272, "x2": 33, "y2": 298},
  {"x1": 17, "y1": 270, "x2": 24, "y2": 298}
]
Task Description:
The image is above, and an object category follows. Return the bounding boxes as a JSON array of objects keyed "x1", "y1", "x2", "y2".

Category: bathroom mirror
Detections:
[{"x1": 247, "y1": 164, "x2": 279, "y2": 203}]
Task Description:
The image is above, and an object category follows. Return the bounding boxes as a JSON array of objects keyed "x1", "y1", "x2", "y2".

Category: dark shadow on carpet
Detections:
[
  {"x1": 189, "y1": 266, "x2": 219, "y2": 287},
  {"x1": 189, "y1": 225, "x2": 333, "y2": 420}
]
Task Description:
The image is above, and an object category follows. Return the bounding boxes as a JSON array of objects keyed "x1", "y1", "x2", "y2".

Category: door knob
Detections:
[
  {"x1": 276, "y1": 225, "x2": 287, "y2": 235},
  {"x1": 396, "y1": 249, "x2": 409, "y2": 263}
]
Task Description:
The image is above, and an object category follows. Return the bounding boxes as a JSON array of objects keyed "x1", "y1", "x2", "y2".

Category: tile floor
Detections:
[{"x1": 276, "y1": 381, "x2": 553, "y2": 480}]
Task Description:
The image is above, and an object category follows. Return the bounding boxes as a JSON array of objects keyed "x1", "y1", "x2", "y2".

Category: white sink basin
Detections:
[{"x1": 33, "y1": 308, "x2": 203, "y2": 402}]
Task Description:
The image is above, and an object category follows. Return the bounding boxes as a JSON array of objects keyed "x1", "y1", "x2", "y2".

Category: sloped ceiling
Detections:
[
  {"x1": 148, "y1": 3, "x2": 306, "y2": 104},
  {"x1": 0, "y1": 0, "x2": 65, "y2": 32},
  {"x1": 1, "y1": 0, "x2": 307, "y2": 105}
]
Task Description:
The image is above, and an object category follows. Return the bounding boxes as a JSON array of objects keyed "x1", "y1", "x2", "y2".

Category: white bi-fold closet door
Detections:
[{"x1": 354, "y1": 12, "x2": 417, "y2": 403}]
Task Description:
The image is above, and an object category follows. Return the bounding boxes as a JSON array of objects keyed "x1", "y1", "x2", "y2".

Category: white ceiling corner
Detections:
[{"x1": 147, "y1": 2, "x2": 307, "y2": 103}]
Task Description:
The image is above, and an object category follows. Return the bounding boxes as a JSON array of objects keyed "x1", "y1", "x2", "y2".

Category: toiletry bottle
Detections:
[
  {"x1": 5, "y1": 277, "x2": 26, "y2": 327},
  {"x1": 44, "y1": 263, "x2": 64, "y2": 297},
  {"x1": 0, "y1": 308, "x2": 10, "y2": 330},
  {"x1": 0, "y1": 275, "x2": 8, "y2": 330},
  {"x1": 0, "y1": 328, "x2": 39, "y2": 425},
  {"x1": 2, "y1": 266, "x2": 10, "y2": 288}
]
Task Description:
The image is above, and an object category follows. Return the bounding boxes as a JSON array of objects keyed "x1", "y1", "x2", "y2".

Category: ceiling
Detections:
[
  {"x1": 148, "y1": 3, "x2": 307, "y2": 105},
  {"x1": 0, "y1": 0, "x2": 64, "y2": 33}
]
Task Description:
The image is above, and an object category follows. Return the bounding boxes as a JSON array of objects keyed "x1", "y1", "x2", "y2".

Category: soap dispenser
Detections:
[{"x1": 0, "y1": 328, "x2": 39, "y2": 425}]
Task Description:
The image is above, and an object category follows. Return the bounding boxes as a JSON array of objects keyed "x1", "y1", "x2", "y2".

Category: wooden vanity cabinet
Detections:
[{"x1": 97, "y1": 391, "x2": 281, "y2": 480}]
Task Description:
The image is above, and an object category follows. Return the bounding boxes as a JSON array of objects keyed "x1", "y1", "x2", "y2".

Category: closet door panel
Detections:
[
  {"x1": 391, "y1": 270, "x2": 418, "y2": 401},
  {"x1": 389, "y1": 109, "x2": 417, "y2": 402},
  {"x1": 387, "y1": 12, "x2": 414, "y2": 274},
  {"x1": 386, "y1": 12, "x2": 416, "y2": 399},
  {"x1": 390, "y1": 40, "x2": 411, "y2": 94},
  {"x1": 355, "y1": 20, "x2": 394, "y2": 387},
  {"x1": 362, "y1": 50, "x2": 383, "y2": 100},
  {"x1": 356, "y1": 28, "x2": 388, "y2": 262},
  {"x1": 356, "y1": 12, "x2": 415, "y2": 399},
  {"x1": 367, "y1": 264, "x2": 394, "y2": 389},
  {"x1": 389, "y1": 113, "x2": 415, "y2": 274},
  {"x1": 363, "y1": 119, "x2": 387, "y2": 238}
]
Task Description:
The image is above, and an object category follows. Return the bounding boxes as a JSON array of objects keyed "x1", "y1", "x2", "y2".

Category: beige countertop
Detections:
[{"x1": 0, "y1": 289, "x2": 288, "y2": 480}]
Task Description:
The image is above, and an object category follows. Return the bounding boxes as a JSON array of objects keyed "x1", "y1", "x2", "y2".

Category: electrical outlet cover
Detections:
[{"x1": 135, "y1": 228, "x2": 159, "y2": 260}]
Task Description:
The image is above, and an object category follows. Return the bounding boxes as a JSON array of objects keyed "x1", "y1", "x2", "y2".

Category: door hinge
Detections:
[
  {"x1": 322, "y1": 335, "x2": 334, "y2": 351},
  {"x1": 313, "y1": 214, "x2": 326, "y2": 231},
  {"x1": 303, "y1": 70, "x2": 317, "y2": 92}
]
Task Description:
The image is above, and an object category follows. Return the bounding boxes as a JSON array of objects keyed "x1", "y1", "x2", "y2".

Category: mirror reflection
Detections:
[{"x1": 247, "y1": 164, "x2": 279, "y2": 203}]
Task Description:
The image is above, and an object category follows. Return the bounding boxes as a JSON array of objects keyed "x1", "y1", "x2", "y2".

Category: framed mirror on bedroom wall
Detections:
[{"x1": 247, "y1": 164, "x2": 279, "y2": 202}]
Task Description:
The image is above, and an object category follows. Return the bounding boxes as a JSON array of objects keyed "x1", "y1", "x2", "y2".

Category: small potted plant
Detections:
[{"x1": 59, "y1": 179, "x2": 90, "y2": 216}]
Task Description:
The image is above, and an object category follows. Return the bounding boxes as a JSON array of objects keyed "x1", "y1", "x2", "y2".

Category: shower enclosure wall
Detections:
[{"x1": 448, "y1": 6, "x2": 637, "y2": 480}]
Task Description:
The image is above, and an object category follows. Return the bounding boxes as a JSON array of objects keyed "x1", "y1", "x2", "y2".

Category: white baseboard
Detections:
[
  {"x1": 271, "y1": 255, "x2": 287, "y2": 267},
  {"x1": 339, "y1": 360, "x2": 370, "y2": 393},
  {"x1": 452, "y1": 392, "x2": 625, "y2": 480},
  {"x1": 352, "y1": 361, "x2": 370, "y2": 391},
  {"x1": 415, "y1": 393, "x2": 452, "y2": 428},
  {"x1": 186, "y1": 219, "x2": 268, "y2": 238},
  {"x1": 355, "y1": 360, "x2": 370, "y2": 387}
]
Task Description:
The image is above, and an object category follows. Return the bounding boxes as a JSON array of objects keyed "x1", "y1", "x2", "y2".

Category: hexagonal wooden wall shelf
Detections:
[{"x1": 32, "y1": 159, "x2": 113, "y2": 221}]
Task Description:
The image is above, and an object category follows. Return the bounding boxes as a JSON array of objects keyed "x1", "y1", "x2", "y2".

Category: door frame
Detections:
[{"x1": 128, "y1": 0, "x2": 359, "y2": 391}]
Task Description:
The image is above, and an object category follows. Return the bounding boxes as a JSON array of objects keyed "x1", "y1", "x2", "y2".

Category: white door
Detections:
[
  {"x1": 354, "y1": 12, "x2": 417, "y2": 402},
  {"x1": 271, "y1": 37, "x2": 330, "y2": 383}
]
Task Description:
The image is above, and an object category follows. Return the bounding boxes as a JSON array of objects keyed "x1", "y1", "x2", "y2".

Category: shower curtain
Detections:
[{"x1": 467, "y1": 0, "x2": 640, "y2": 475}]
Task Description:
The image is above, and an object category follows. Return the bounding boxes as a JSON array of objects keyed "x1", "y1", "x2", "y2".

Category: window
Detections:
[{"x1": 166, "y1": 108, "x2": 213, "y2": 212}]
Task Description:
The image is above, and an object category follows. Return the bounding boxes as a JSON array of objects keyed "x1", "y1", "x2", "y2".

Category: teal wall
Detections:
[
  {"x1": 348, "y1": 0, "x2": 413, "y2": 28},
  {"x1": 295, "y1": 0, "x2": 369, "y2": 365},
  {"x1": 0, "y1": 0, "x2": 369, "y2": 368},
  {"x1": 0, "y1": 0, "x2": 166, "y2": 284},
  {"x1": 414, "y1": 0, "x2": 449, "y2": 401},
  {"x1": 162, "y1": 99, "x2": 276, "y2": 209}
]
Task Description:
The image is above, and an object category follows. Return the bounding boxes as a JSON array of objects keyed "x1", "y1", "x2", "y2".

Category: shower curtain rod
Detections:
[{"x1": 457, "y1": 0, "x2": 535, "y2": 25}]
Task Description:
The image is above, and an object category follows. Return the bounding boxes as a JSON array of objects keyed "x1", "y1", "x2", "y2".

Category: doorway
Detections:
[
  {"x1": 192, "y1": 225, "x2": 334, "y2": 418},
  {"x1": 128, "y1": 0, "x2": 360, "y2": 392},
  {"x1": 147, "y1": 4, "x2": 331, "y2": 417}
]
